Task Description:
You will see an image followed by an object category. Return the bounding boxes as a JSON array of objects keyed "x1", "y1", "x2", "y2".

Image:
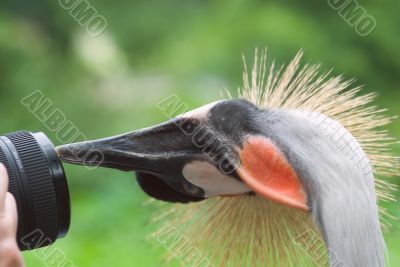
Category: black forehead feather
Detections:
[
  {"x1": 208, "y1": 99, "x2": 261, "y2": 140},
  {"x1": 209, "y1": 99, "x2": 259, "y2": 120}
]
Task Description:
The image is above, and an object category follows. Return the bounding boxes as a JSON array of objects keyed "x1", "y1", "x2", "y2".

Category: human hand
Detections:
[{"x1": 0, "y1": 164, "x2": 24, "y2": 267}]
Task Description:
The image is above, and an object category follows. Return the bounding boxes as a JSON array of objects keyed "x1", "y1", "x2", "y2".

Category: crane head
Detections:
[{"x1": 56, "y1": 99, "x2": 308, "y2": 210}]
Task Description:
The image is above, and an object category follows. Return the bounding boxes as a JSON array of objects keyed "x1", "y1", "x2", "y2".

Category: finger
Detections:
[
  {"x1": 4, "y1": 193, "x2": 18, "y2": 236},
  {"x1": 0, "y1": 163, "x2": 9, "y2": 212}
]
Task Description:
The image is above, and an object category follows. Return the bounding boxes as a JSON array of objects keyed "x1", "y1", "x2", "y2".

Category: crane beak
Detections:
[
  {"x1": 56, "y1": 118, "x2": 201, "y2": 172},
  {"x1": 56, "y1": 118, "x2": 208, "y2": 202}
]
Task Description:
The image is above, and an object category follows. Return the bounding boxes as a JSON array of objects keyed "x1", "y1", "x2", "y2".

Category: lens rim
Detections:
[{"x1": 32, "y1": 132, "x2": 71, "y2": 239}]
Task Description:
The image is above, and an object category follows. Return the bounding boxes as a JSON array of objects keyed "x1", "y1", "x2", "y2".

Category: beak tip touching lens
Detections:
[
  {"x1": 56, "y1": 144, "x2": 76, "y2": 158},
  {"x1": 55, "y1": 144, "x2": 84, "y2": 163}
]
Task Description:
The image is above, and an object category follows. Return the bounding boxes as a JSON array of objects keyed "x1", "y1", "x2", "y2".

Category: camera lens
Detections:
[{"x1": 0, "y1": 131, "x2": 70, "y2": 251}]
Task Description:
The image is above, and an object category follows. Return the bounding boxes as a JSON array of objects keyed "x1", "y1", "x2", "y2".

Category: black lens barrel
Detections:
[{"x1": 0, "y1": 131, "x2": 70, "y2": 251}]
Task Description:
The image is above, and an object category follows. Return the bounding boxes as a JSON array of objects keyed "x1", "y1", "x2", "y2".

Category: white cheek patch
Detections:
[
  {"x1": 178, "y1": 100, "x2": 223, "y2": 119},
  {"x1": 182, "y1": 161, "x2": 251, "y2": 197}
]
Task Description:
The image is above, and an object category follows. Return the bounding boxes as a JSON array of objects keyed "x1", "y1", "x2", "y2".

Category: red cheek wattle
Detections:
[{"x1": 237, "y1": 136, "x2": 309, "y2": 211}]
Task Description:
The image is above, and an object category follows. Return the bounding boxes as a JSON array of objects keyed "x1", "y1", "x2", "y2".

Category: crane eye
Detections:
[{"x1": 183, "y1": 181, "x2": 202, "y2": 195}]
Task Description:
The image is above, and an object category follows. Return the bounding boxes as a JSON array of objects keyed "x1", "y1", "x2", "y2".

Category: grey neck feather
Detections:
[{"x1": 256, "y1": 109, "x2": 386, "y2": 267}]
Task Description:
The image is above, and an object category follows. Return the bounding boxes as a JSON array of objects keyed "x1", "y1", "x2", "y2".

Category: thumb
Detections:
[{"x1": 0, "y1": 163, "x2": 9, "y2": 213}]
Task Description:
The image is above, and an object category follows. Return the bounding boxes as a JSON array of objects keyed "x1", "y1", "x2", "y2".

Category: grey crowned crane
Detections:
[{"x1": 57, "y1": 50, "x2": 398, "y2": 267}]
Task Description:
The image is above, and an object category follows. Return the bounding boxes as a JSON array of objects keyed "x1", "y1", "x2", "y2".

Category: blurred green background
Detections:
[{"x1": 0, "y1": 0, "x2": 399, "y2": 266}]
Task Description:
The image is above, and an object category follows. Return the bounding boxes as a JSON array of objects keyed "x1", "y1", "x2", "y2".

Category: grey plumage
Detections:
[{"x1": 258, "y1": 109, "x2": 385, "y2": 267}]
